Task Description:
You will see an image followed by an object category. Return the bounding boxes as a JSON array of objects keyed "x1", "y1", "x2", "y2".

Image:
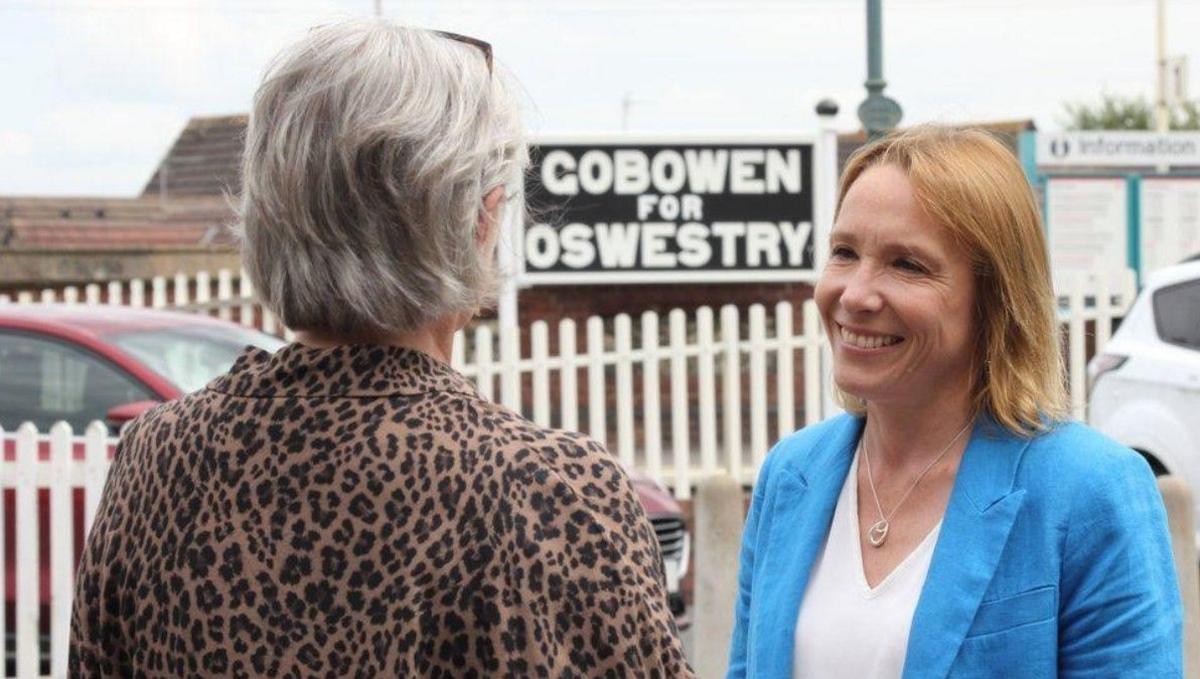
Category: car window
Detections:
[
  {"x1": 103, "y1": 324, "x2": 286, "y2": 393},
  {"x1": 1153, "y1": 279, "x2": 1200, "y2": 351},
  {"x1": 0, "y1": 332, "x2": 154, "y2": 433}
]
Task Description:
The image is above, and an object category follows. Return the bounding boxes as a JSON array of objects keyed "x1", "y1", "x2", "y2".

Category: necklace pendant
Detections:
[{"x1": 867, "y1": 519, "x2": 889, "y2": 548}]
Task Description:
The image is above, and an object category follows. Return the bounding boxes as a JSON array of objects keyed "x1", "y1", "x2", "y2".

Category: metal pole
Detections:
[
  {"x1": 866, "y1": 0, "x2": 885, "y2": 99},
  {"x1": 859, "y1": 0, "x2": 901, "y2": 141}
]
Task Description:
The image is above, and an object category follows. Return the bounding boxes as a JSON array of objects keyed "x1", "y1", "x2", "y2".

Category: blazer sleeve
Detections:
[
  {"x1": 726, "y1": 444, "x2": 779, "y2": 679},
  {"x1": 1057, "y1": 452, "x2": 1183, "y2": 677}
]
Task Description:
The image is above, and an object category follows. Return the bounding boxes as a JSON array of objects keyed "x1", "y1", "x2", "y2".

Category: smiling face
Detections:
[{"x1": 815, "y1": 163, "x2": 978, "y2": 410}]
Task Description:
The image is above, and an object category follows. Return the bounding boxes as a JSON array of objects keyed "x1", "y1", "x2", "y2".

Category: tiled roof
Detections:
[
  {"x1": 0, "y1": 196, "x2": 235, "y2": 250},
  {"x1": 141, "y1": 114, "x2": 247, "y2": 199}
]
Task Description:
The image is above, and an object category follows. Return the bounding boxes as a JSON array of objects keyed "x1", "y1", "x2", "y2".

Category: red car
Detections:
[{"x1": 2, "y1": 304, "x2": 688, "y2": 670}]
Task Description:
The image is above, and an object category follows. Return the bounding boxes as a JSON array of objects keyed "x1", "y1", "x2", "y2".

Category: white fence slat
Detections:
[
  {"x1": 173, "y1": 272, "x2": 190, "y2": 307},
  {"x1": 641, "y1": 312, "x2": 663, "y2": 485},
  {"x1": 615, "y1": 314, "x2": 635, "y2": 469},
  {"x1": 531, "y1": 321, "x2": 551, "y2": 427},
  {"x1": 668, "y1": 310, "x2": 691, "y2": 500},
  {"x1": 85, "y1": 283, "x2": 102, "y2": 305},
  {"x1": 748, "y1": 305, "x2": 768, "y2": 477},
  {"x1": 107, "y1": 280, "x2": 123, "y2": 306},
  {"x1": 238, "y1": 270, "x2": 255, "y2": 328},
  {"x1": 63, "y1": 286, "x2": 80, "y2": 304},
  {"x1": 0, "y1": 293, "x2": 10, "y2": 304},
  {"x1": 1068, "y1": 275, "x2": 1087, "y2": 420},
  {"x1": 261, "y1": 307, "x2": 278, "y2": 336},
  {"x1": 559, "y1": 320, "x2": 578, "y2": 433},
  {"x1": 586, "y1": 317, "x2": 607, "y2": 447},
  {"x1": 217, "y1": 269, "x2": 234, "y2": 322},
  {"x1": 500, "y1": 322, "x2": 521, "y2": 412},
  {"x1": 721, "y1": 305, "x2": 743, "y2": 484},
  {"x1": 50, "y1": 422, "x2": 74, "y2": 678},
  {"x1": 41, "y1": 288, "x2": 56, "y2": 303},
  {"x1": 696, "y1": 306, "x2": 718, "y2": 473},
  {"x1": 15, "y1": 423, "x2": 40, "y2": 677},
  {"x1": 84, "y1": 421, "x2": 109, "y2": 536},
  {"x1": 196, "y1": 270, "x2": 212, "y2": 316},
  {"x1": 130, "y1": 278, "x2": 145, "y2": 308},
  {"x1": 17, "y1": 290, "x2": 34, "y2": 304},
  {"x1": 804, "y1": 300, "x2": 823, "y2": 425},
  {"x1": 474, "y1": 325, "x2": 495, "y2": 401},
  {"x1": 151, "y1": 276, "x2": 167, "y2": 308},
  {"x1": 775, "y1": 302, "x2": 795, "y2": 438},
  {"x1": 450, "y1": 330, "x2": 466, "y2": 371}
]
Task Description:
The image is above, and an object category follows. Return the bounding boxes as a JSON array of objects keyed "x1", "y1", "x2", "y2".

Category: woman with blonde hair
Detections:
[
  {"x1": 70, "y1": 20, "x2": 692, "y2": 677},
  {"x1": 727, "y1": 125, "x2": 1181, "y2": 677}
]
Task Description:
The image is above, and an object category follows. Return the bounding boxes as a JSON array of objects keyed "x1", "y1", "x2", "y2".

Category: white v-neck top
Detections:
[{"x1": 793, "y1": 449, "x2": 941, "y2": 679}]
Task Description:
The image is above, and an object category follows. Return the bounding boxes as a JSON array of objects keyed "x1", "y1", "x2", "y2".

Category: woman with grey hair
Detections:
[{"x1": 71, "y1": 20, "x2": 693, "y2": 678}]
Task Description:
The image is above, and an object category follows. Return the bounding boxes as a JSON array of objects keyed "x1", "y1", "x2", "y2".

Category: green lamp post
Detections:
[{"x1": 858, "y1": 0, "x2": 903, "y2": 141}]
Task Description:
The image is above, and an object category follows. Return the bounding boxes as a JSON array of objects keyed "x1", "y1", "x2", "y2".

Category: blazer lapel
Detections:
[
  {"x1": 751, "y1": 415, "x2": 862, "y2": 678},
  {"x1": 902, "y1": 418, "x2": 1031, "y2": 679}
]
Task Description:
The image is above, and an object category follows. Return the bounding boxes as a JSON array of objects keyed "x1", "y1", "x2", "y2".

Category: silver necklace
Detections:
[{"x1": 861, "y1": 420, "x2": 972, "y2": 548}]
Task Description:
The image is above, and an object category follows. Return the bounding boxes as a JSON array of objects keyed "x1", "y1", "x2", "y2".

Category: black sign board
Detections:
[{"x1": 521, "y1": 139, "x2": 816, "y2": 284}]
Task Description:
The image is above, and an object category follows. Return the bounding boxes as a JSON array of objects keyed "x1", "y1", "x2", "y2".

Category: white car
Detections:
[{"x1": 1088, "y1": 257, "x2": 1200, "y2": 543}]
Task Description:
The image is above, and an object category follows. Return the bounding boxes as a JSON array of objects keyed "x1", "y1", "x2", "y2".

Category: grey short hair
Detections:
[{"x1": 234, "y1": 20, "x2": 527, "y2": 335}]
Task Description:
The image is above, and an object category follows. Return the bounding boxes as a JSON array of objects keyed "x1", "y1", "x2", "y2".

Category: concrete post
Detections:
[
  {"x1": 1157, "y1": 475, "x2": 1200, "y2": 677},
  {"x1": 693, "y1": 474, "x2": 745, "y2": 679}
]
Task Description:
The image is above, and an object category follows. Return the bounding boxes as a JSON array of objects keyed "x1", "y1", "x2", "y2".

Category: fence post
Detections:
[
  {"x1": 151, "y1": 276, "x2": 167, "y2": 308},
  {"x1": 669, "y1": 310, "x2": 691, "y2": 500},
  {"x1": 474, "y1": 325, "x2": 495, "y2": 401},
  {"x1": 642, "y1": 311, "x2": 662, "y2": 484},
  {"x1": 15, "y1": 423, "x2": 39, "y2": 677},
  {"x1": 693, "y1": 473, "x2": 744, "y2": 679},
  {"x1": 775, "y1": 302, "x2": 795, "y2": 439},
  {"x1": 721, "y1": 305, "x2": 742, "y2": 484},
  {"x1": 559, "y1": 319, "x2": 578, "y2": 433},
  {"x1": 586, "y1": 317, "x2": 607, "y2": 447},
  {"x1": 803, "y1": 300, "x2": 824, "y2": 424},
  {"x1": 614, "y1": 314, "x2": 635, "y2": 470},
  {"x1": 107, "y1": 280, "x2": 123, "y2": 306},
  {"x1": 238, "y1": 270, "x2": 255, "y2": 328},
  {"x1": 697, "y1": 307, "x2": 718, "y2": 475},
  {"x1": 1157, "y1": 476, "x2": 1200, "y2": 677},
  {"x1": 49, "y1": 422, "x2": 73, "y2": 677},
  {"x1": 531, "y1": 321, "x2": 550, "y2": 427},
  {"x1": 748, "y1": 305, "x2": 768, "y2": 479}
]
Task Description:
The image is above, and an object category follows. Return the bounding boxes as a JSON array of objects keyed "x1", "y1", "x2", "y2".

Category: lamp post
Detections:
[{"x1": 858, "y1": 0, "x2": 902, "y2": 141}]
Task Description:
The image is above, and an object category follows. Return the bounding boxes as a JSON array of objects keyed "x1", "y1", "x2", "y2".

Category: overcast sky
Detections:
[{"x1": 0, "y1": 0, "x2": 1196, "y2": 196}]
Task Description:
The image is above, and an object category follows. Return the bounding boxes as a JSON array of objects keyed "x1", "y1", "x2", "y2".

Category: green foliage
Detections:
[{"x1": 1061, "y1": 94, "x2": 1200, "y2": 131}]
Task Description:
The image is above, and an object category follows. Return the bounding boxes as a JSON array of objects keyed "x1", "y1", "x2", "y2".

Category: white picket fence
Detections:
[
  {"x1": 1, "y1": 422, "x2": 113, "y2": 679},
  {"x1": 0, "y1": 267, "x2": 1137, "y2": 677}
]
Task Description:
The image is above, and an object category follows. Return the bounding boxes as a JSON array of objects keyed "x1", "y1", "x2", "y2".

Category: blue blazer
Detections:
[{"x1": 727, "y1": 414, "x2": 1183, "y2": 678}]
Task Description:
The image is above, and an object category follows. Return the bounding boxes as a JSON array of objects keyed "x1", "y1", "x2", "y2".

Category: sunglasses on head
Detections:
[{"x1": 433, "y1": 30, "x2": 493, "y2": 75}]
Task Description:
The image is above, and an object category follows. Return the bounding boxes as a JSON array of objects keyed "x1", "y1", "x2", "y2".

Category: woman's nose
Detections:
[{"x1": 839, "y1": 265, "x2": 883, "y2": 313}]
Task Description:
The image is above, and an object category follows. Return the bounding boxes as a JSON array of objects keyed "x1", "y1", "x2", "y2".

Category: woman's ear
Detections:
[{"x1": 477, "y1": 186, "x2": 506, "y2": 246}]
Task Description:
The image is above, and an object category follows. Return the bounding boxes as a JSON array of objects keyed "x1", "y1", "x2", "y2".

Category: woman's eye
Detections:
[
  {"x1": 895, "y1": 258, "x2": 926, "y2": 273},
  {"x1": 831, "y1": 246, "x2": 856, "y2": 259}
]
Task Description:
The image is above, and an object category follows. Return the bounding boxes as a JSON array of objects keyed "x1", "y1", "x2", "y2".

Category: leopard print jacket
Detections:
[{"x1": 70, "y1": 343, "x2": 694, "y2": 678}]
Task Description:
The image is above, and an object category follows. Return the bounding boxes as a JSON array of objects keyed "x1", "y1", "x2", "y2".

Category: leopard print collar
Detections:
[{"x1": 209, "y1": 343, "x2": 479, "y2": 398}]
